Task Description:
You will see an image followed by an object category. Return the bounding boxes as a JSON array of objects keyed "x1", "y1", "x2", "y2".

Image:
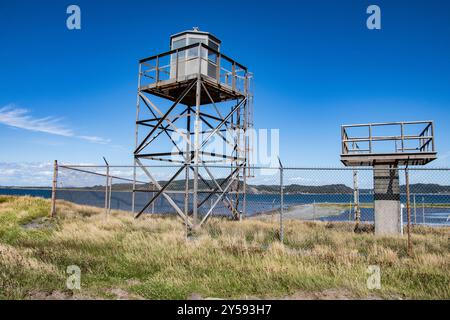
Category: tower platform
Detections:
[
  {"x1": 341, "y1": 152, "x2": 437, "y2": 166},
  {"x1": 340, "y1": 121, "x2": 437, "y2": 167}
]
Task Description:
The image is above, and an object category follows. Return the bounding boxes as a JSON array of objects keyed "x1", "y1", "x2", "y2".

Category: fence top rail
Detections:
[
  {"x1": 58, "y1": 164, "x2": 450, "y2": 171},
  {"x1": 58, "y1": 165, "x2": 148, "y2": 184}
]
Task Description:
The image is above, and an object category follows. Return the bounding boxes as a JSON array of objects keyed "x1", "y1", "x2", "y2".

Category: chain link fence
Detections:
[{"x1": 52, "y1": 164, "x2": 450, "y2": 228}]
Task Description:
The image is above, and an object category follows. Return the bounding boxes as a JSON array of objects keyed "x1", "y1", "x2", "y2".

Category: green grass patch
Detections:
[{"x1": 0, "y1": 196, "x2": 449, "y2": 300}]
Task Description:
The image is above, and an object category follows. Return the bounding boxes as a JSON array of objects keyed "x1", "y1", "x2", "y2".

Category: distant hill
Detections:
[
  {"x1": 359, "y1": 184, "x2": 450, "y2": 195},
  {"x1": 400, "y1": 183, "x2": 450, "y2": 194},
  {"x1": 68, "y1": 181, "x2": 450, "y2": 195},
  {"x1": 3, "y1": 182, "x2": 449, "y2": 195},
  {"x1": 83, "y1": 180, "x2": 353, "y2": 194}
]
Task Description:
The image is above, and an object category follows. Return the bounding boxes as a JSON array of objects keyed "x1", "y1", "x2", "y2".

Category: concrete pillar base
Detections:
[
  {"x1": 374, "y1": 200, "x2": 402, "y2": 235},
  {"x1": 373, "y1": 164, "x2": 402, "y2": 236}
]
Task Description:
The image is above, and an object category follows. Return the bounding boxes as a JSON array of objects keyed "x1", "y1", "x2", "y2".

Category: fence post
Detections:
[
  {"x1": 50, "y1": 160, "x2": 58, "y2": 217},
  {"x1": 349, "y1": 201, "x2": 352, "y2": 220},
  {"x1": 278, "y1": 157, "x2": 284, "y2": 243},
  {"x1": 103, "y1": 157, "x2": 110, "y2": 218},
  {"x1": 422, "y1": 197, "x2": 425, "y2": 224},
  {"x1": 105, "y1": 167, "x2": 109, "y2": 216},
  {"x1": 405, "y1": 166, "x2": 413, "y2": 256},
  {"x1": 313, "y1": 200, "x2": 316, "y2": 220},
  {"x1": 108, "y1": 176, "x2": 112, "y2": 216},
  {"x1": 353, "y1": 166, "x2": 361, "y2": 226}
]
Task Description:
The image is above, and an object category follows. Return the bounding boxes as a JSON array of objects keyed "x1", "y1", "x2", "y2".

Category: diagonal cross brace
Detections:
[
  {"x1": 134, "y1": 159, "x2": 192, "y2": 227},
  {"x1": 200, "y1": 97, "x2": 247, "y2": 151},
  {"x1": 200, "y1": 162, "x2": 236, "y2": 213},
  {"x1": 135, "y1": 164, "x2": 186, "y2": 218},
  {"x1": 189, "y1": 165, "x2": 242, "y2": 216},
  {"x1": 199, "y1": 164, "x2": 244, "y2": 226},
  {"x1": 138, "y1": 104, "x2": 189, "y2": 154},
  {"x1": 135, "y1": 80, "x2": 196, "y2": 154}
]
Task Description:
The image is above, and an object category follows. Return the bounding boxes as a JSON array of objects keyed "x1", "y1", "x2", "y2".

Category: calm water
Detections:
[{"x1": 1, "y1": 188, "x2": 449, "y2": 226}]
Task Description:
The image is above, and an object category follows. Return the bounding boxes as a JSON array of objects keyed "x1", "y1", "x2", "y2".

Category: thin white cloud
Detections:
[
  {"x1": 0, "y1": 105, "x2": 73, "y2": 136},
  {"x1": 0, "y1": 162, "x2": 54, "y2": 186},
  {"x1": 0, "y1": 105, "x2": 109, "y2": 144},
  {"x1": 78, "y1": 135, "x2": 111, "y2": 144}
]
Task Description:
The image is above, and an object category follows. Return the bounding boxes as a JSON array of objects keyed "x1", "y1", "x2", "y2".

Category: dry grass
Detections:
[{"x1": 0, "y1": 195, "x2": 449, "y2": 300}]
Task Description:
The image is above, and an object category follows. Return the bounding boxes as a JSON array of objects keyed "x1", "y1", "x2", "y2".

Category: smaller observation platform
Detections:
[
  {"x1": 138, "y1": 30, "x2": 251, "y2": 106},
  {"x1": 340, "y1": 121, "x2": 437, "y2": 166}
]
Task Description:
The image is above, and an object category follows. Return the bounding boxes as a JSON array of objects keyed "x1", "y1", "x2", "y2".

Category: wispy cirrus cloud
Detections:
[
  {"x1": 0, "y1": 105, "x2": 73, "y2": 136},
  {"x1": 0, "y1": 105, "x2": 110, "y2": 144},
  {"x1": 78, "y1": 135, "x2": 110, "y2": 144}
]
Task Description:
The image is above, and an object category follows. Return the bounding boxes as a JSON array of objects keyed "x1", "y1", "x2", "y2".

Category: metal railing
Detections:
[
  {"x1": 139, "y1": 42, "x2": 251, "y2": 94},
  {"x1": 341, "y1": 121, "x2": 435, "y2": 155}
]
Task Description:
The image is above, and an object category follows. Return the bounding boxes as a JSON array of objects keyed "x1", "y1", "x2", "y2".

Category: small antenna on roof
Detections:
[{"x1": 193, "y1": 26, "x2": 200, "y2": 31}]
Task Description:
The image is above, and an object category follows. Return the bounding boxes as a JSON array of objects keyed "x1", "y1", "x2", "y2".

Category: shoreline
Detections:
[{"x1": 251, "y1": 203, "x2": 345, "y2": 221}]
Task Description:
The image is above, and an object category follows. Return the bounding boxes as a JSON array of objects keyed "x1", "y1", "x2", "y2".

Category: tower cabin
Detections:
[{"x1": 170, "y1": 28, "x2": 221, "y2": 79}]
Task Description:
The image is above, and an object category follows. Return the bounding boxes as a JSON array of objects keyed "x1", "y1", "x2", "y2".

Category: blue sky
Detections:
[{"x1": 1, "y1": 0, "x2": 450, "y2": 185}]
